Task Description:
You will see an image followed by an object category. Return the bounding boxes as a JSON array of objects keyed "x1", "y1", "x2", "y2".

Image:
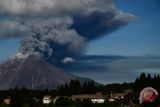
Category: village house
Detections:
[
  {"x1": 112, "y1": 93, "x2": 126, "y2": 99},
  {"x1": 108, "y1": 89, "x2": 132, "y2": 102},
  {"x1": 91, "y1": 98, "x2": 105, "y2": 104},
  {"x1": 42, "y1": 95, "x2": 52, "y2": 104},
  {"x1": 71, "y1": 92, "x2": 105, "y2": 103},
  {"x1": 4, "y1": 98, "x2": 11, "y2": 104},
  {"x1": 108, "y1": 97, "x2": 115, "y2": 102}
]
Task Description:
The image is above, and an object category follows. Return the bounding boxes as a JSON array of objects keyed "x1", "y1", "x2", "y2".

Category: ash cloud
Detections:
[
  {"x1": 72, "y1": 10, "x2": 134, "y2": 40},
  {"x1": 0, "y1": 0, "x2": 135, "y2": 40},
  {"x1": 18, "y1": 17, "x2": 85, "y2": 64},
  {"x1": 0, "y1": 0, "x2": 136, "y2": 66},
  {"x1": 0, "y1": 0, "x2": 115, "y2": 16}
]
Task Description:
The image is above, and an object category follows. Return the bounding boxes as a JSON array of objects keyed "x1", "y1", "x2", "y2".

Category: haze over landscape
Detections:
[{"x1": 0, "y1": 0, "x2": 160, "y2": 85}]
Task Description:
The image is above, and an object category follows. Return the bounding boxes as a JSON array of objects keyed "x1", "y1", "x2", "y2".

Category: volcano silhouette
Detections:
[{"x1": 0, "y1": 55, "x2": 91, "y2": 90}]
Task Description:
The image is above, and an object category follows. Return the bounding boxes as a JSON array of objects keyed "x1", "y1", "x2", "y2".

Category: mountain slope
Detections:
[{"x1": 0, "y1": 55, "x2": 90, "y2": 90}]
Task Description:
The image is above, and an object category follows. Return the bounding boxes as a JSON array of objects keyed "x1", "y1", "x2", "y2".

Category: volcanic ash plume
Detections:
[
  {"x1": 0, "y1": 0, "x2": 136, "y2": 66},
  {"x1": 17, "y1": 17, "x2": 85, "y2": 64}
]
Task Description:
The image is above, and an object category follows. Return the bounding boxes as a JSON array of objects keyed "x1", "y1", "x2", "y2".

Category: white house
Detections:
[
  {"x1": 71, "y1": 92, "x2": 105, "y2": 104},
  {"x1": 91, "y1": 98, "x2": 105, "y2": 103},
  {"x1": 108, "y1": 90, "x2": 132, "y2": 102},
  {"x1": 4, "y1": 98, "x2": 11, "y2": 104},
  {"x1": 43, "y1": 96, "x2": 52, "y2": 104},
  {"x1": 108, "y1": 98, "x2": 115, "y2": 102}
]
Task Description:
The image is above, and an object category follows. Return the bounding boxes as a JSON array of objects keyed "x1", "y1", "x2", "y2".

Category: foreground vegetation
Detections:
[
  {"x1": 0, "y1": 73, "x2": 160, "y2": 107},
  {"x1": 0, "y1": 101, "x2": 131, "y2": 107}
]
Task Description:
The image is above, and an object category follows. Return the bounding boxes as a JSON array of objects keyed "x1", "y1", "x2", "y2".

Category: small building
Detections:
[
  {"x1": 108, "y1": 98, "x2": 115, "y2": 102},
  {"x1": 91, "y1": 98, "x2": 105, "y2": 103},
  {"x1": 43, "y1": 96, "x2": 52, "y2": 104},
  {"x1": 4, "y1": 98, "x2": 11, "y2": 104},
  {"x1": 108, "y1": 90, "x2": 132, "y2": 102},
  {"x1": 113, "y1": 93, "x2": 126, "y2": 99},
  {"x1": 71, "y1": 92, "x2": 105, "y2": 104}
]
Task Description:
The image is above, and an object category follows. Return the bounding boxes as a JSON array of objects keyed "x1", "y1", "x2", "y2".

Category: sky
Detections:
[
  {"x1": 85, "y1": 0, "x2": 160, "y2": 56},
  {"x1": 74, "y1": 0, "x2": 160, "y2": 84},
  {"x1": 0, "y1": 0, "x2": 160, "y2": 61},
  {"x1": 0, "y1": 38, "x2": 20, "y2": 62},
  {"x1": 0, "y1": 0, "x2": 160, "y2": 84}
]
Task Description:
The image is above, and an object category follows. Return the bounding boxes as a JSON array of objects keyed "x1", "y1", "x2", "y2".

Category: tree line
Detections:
[
  {"x1": 0, "y1": 72, "x2": 159, "y2": 106},
  {"x1": 133, "y1": 73, "x2": 160, "y2": 104},
  {"x1": 134, "y1": 73, "x2": 160, "y2": 93},
  {"x1": 57, "y1": 80, "x2": 98, "y2": 96}
]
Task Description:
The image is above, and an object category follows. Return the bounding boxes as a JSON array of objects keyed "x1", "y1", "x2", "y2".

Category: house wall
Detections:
[
  {"x1": 91, "y1": 99, "x2": 105, "y2": 103},
  {"x1": 43, "y1": 98, "x2": 51, "y2": 104}
]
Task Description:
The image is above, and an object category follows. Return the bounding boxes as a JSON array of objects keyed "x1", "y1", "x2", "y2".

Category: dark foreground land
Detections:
[
  {"x1": 0, "y1": 73, "x2": 160, "y2": 107},
  {"x1": 0, "y1": 104, "x2": 134, "y2": 107}
]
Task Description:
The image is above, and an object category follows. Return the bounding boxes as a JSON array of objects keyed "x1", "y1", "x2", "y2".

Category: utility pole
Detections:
[{"x1": 31, "y1": 75, "x2": 34, "y2": 89}]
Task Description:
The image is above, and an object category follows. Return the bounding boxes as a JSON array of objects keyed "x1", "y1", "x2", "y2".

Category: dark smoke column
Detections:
[{"x1": 9, "y1": 0, "x2": 136, "y2": 67}]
